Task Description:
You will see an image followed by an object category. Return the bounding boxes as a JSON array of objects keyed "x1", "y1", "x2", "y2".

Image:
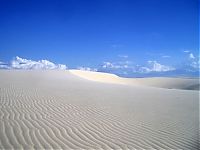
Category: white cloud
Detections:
[
  {"x1": 118, "y1": 60, "x2": 132, "y2": 65},
  {"x1": 148, "y1": 61, "x2": 175, "y2": 72},
  {"x1": 0, "y1": 65, "x2": 9, "y2": 69},
  {"x1": 180, "y1": 52, "x2": 199, "y2": 71},
  {"x1": 138, "y1": 67, "x2": 151, "y2": 73},
  {"x1": 183, "y1": 50, "x2": 190, "y2": 53},
  {"x1": 189, "y1": 53, "x2": 195, "y2": 59},
  {"x1": 9, "y1": 56, "x2": 67, "y2": 70},
  {"x1": 102, "y1": 61, "x2": 131, "y2": 69},
  {"x1": 139, "y1": 61, "x2": 175, "y2": 73},
  {"x1": 188, "y1": 54, "x2": 199, "y2": 70},
  {"x1": 0, "y1": 61, "x2": 10, "y2": 69},
  {"x1": 102, "y1": 62, "x2": 120, "y2": 69},
  {"x1": 102, "y1": 60, "x2": 175, "y2": 74},
  {"x1": 162, "y1": 55, "x2": 171, "y2": 58},
  {"x1": 190, "y1": 61, "x2": 199, "y2": 69},
  {"x1": 118, "y1": 55, "x2": 128, "y2": 58},
  {"x1": 77, "y1": 66, "x2": 97, "y2": 72}
]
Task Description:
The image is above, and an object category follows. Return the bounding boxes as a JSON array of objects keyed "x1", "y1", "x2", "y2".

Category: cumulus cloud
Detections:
[
  {"x1": 102, "y1": 62, "x2": 119, "y2": 69},
  {"x1": 101, "y1": 60, "x2": 175, "y2": 74},
  {"x1": 77, "y1": 66, "x2": 97, "y2": 72},
  {"x1": 102, "y1": 61, "x2": 131, "y2": 69},
  {"x1": 0, "y1": 56, "x2": 67, "y2": 70},
  {"x1": 190, "y1": 61, "x2": 199, "y2": 69},
  {"x1": 189, "y1": 53, "x2": 195, "y2": 59},
  {"x1": 148, "y1": 61, "x2": 175, "y2": 72},
  {"x1": 138, "y1": 61, "x2": 175, "y2": 73},
  {"x1": 188, "y1": 56, "x2": 199, "y2": 70},
  {"x1": 12, "y1": 56, "x2": 67, "y2": 70},
  {"x1": 183, "y1": 53, "x2": 199, "y2": 70}
]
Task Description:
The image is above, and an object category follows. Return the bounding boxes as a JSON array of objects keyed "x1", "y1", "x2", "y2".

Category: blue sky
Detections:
[{"x1": 0, "y1": 0, "x2": 199, "y2": 77}]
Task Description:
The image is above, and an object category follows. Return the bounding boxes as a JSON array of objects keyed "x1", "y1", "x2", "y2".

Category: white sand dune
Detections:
[
  {"x1": 69, "y1": 70, "x2": 126, "y2": 85},
  {"x1": 70, "y1": 70, "x2": 199, "y2": 90},
  {"x1": 0, "y1": 70, "x2": 199, "y2": 149}
]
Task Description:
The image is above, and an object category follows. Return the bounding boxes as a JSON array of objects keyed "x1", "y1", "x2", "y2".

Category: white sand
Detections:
[
  {"x1": 69, "y1": 70, "x2": 127, "y2": 85},
  {"x1": 70, "y1": 70, "x2": 199, "y2": 90},
  {"x1": 0, "y1": 70, "x2": 199, "y2": 149}
]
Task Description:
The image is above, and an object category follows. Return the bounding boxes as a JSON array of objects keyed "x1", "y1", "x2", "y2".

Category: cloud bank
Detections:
[
  {"x1": 102, "y1": 60, "x2": 175, "y2": 73},
  {"x1": 77, "y1": 66, "x2": 97, "y2": 72},
  {"x1": 0, "y1": 53, "x2": 198, "y2": 77},
  {"x1": 102, "y1": 61, "x2": 132, "y2": 69},
  {"x1": 139, "y1": 61, "x2": 175, "y2": 73},
  {"x1": 0, "y1": 56, "x2": 67, "y2": 70},
  {"x1": 0, "y1": 61, "x2": 9, "y2": 69}
]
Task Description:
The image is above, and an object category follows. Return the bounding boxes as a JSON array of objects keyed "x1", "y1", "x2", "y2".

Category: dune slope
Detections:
[
  {"x1": 70, "y1": 70, "x2": 199, "y2": 90},
  {"x1": 0, "y1": 70, "x2": 199, "y2": 149}
]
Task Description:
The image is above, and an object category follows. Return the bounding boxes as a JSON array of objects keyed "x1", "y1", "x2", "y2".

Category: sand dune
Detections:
[
  {"x1": 133, "y1": 77, "x2": 199, "y2": 90},
  {"x1": 69, "y1": 70, "x2": 126, "y2": 85},
  {"x1": 70, "y1": 70, "x2": 199, "y2": 90},
  {"x1": 0, "y1": 70, "x2": 199, "y2": 149}
]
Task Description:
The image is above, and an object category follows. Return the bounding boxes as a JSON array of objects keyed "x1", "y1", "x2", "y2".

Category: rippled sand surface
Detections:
[{"x1": 0, "y1": 70, "x2": 199, "y2": 149}]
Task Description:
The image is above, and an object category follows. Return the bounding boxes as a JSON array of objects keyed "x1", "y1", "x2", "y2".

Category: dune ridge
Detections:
[
  {"x1": 69, "y1": 70, "x2": 126, "y2": 85},
  {"x1": 69, "y1": 70, "x2": 199, "y2": 90},
  {"x1": 0, "y1": 70, "x2": 199, "y2": 149}
]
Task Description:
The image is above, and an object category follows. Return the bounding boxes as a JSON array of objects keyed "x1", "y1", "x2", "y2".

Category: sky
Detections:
[{"x1": 0, "y1": 0, "x2": 199, "y2": 77}]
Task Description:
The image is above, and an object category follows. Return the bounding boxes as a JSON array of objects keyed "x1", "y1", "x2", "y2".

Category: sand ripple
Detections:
[{"x1": 0, "y1": 70, "x2": 199, "y2": 149}]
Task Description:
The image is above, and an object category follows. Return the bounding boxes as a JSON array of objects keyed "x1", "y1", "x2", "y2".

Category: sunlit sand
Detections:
[{"x1": 0, "y1": 70, "x2": 199, "y2": 149}]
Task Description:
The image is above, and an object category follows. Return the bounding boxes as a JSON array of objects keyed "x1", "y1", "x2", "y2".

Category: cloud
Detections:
[
  {"x1": 102, "y1": 62, "x2": 121, "y2": 69},
  {"x1": 148, "y1": 61, "x2": 175, "y2": 72},
  {"x1": 77, "y1": 66, "x2": 97, "y2": 72},
  {"x1": 0, "y1": 61, "x2": 10, "y2": 69},
  {"x1": 118, "y1": 55, "x2": 128, "y2": 58},
  {"x1": 0, "y1": 56, "x2": 67, "y2": 70},
  {"x1": 183, "y1": 50, "x2": 190, "y2": 53},
  {"x1": 101, "y1": 60, "x2": 175, "y2": 74},
  {"x1": 138, "y1": 61, "x2": 175, "y2": 73},
  {"x1": 189, "y1": 53, "x2": 195, "y2": 59},
  {"x1": 188, "y1": 55, "x2": 199, "y2": 70},
  {"x1": 12, "y1": 56, "x2": 67, "y2": 70},
  {"x1": 190, "y1": 61, "x2": 199, "y2": 69},
  {"x1": 102, "y1": 61, "x2": 131, "y2": 69}
]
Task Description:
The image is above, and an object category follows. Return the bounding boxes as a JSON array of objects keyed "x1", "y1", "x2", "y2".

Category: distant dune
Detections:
[
  {"x1": 133, "y1": 77, "x2": 199, "y2": 90},
  {"x1": 0, "y1": 70, "x2": 199, "y2": 149},
  {"x1": 70, "y1": 70, "x2": 199, "y2": 90}
]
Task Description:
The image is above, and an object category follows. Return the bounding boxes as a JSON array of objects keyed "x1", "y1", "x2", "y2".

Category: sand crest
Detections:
[{"x1": 70, "y1": 69, "x2": 199, "y2": 90}]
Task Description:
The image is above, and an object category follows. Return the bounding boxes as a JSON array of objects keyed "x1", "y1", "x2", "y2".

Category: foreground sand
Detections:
[{"x1": 0, "y1": 70, "x2": 199, "y2": 149}]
